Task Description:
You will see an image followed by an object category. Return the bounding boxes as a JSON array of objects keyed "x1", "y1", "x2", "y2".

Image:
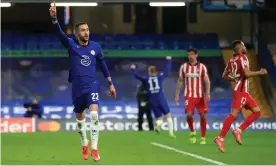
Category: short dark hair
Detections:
[
  {"x1": 74, "y1": 22, "x2": 88, "y2": 31},
  {"x1": 187, "y1": 48, "x2": 198, "y2": 54},
  {"x1": 231, "y1": 40, "x2": 243, "y2": 50}
]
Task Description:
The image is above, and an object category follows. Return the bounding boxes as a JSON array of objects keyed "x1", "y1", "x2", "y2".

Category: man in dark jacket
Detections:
[
  {"x1": 24, "y1": 99, "x2": 43, "y2": 118},
  {"x1": 137, "y1": 83, "x2": 154, "y2": 131}
]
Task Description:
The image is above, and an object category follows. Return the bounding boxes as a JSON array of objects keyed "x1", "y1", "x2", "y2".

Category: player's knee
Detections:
[
  {"x1": 199, "y1": 113, "x2": 206, "y2": 119},
  {"x1": 90, "y1": 111, "x2": 99, "y2": 121},
  {"x1": 76, "y1": 112, "x2": 85, "y2": 120},
  {"x1": 157, "y1": 116, "x2": 164, "y2": 120},
  {"x1": 230, "y1": 109, "x2": 239, "y2": 117},
  {"x1": 186, "y1": 112, "x2": 193, "y2": 118},
  {"x1": 164, "y1": 113, "x2": 171, "y2": 118},
  {"x1": 89, "y1": 104, "x2": 98, "y2": 112},
  {"x1": 76, "y1": 118, "x2": 85, "y2": 129},
  {"x1": 251, "y1": 106, "x2": 261, "y2": 113}
]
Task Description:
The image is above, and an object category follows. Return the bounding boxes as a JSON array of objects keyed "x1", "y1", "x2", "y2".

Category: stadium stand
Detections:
[
  {"x1": 1, "y1": 59, "x2": 231, "y2": 101},
  {"x1": 1, "y1": 33, "x2": 220, "y2": 50},
  {"x1": 0, "y1": 33, "x2": 251, "y2": 119}
]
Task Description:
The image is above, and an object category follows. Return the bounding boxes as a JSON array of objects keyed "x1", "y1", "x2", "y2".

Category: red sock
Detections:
[
  {"x1": 219, "y1": 114, "x2": 236, "y2": 138},
  {"x1": 200, "y1": 117, "x2": 207, "y2": 137},
  {"x1": 187, "y1": 116, "x2": 195, "y2": 132},
  {"x1": 239, "y1": 111, "x2": 261, "y2": 131}
]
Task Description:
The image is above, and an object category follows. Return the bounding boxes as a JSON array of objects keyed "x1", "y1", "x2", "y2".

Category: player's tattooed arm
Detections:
[
  {"x1": 175, "y1": 77, "x2": 184, "y2": 104},
  {"x1": 176, "y1": 78, "x2": 184, "y2": 94},
  {"x1": 204, "y1": 75, "x2": 211, "y2": 103}
]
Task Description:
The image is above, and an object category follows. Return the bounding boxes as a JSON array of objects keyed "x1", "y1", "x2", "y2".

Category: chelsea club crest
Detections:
[{"x1": 81, "y1": 55, "x2": 91, "y2": 66}]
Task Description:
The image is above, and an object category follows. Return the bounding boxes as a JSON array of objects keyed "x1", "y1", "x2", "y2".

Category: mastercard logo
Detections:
[{"x1": 38, "y1": 121, "x2": 61, "y2": 132}]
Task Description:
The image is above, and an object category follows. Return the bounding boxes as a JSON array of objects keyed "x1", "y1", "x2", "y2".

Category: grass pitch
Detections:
[{"x1": 2, "y1": 131, "x2": 276, "y2": 165}]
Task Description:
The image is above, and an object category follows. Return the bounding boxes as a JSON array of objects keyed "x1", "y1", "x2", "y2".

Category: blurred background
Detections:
[{"x1": 1, "y1": 0, "x2": 276, "y2": 130}]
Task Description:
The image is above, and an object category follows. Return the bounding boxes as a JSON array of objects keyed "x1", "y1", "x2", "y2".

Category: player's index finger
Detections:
[{"x1": 53, "y1": 1, "x2": 56, "y2": 7}]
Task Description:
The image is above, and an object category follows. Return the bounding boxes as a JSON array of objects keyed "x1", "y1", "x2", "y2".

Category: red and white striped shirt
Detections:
[
  {"x1": 225, "y1": 54, "x2": 249, "y2": 93},
  {"x1": 179, "y1": 62, "x2": 208, "y2": 98}
]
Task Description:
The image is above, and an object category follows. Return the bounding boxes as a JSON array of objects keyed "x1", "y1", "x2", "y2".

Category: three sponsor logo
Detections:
[{"x1": 1, "y1": 118, "x2": 276, "y2": 133}]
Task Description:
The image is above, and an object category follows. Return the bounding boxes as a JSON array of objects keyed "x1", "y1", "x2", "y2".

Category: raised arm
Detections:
[
  {"x1": 130, "y1": 64, "x2": 147, "y2": 81},
  {"x1": 49, "y1": 2, "x2": 71, "y2": 48},
  {"x1": 162, "y1": 56, "x2": 172, "y2": 78}
]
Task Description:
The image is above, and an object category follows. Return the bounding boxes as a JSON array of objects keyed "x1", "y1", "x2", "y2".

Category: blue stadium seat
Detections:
[{"x1": 1, "y1": 33, "x2": 220, "y2": 51}]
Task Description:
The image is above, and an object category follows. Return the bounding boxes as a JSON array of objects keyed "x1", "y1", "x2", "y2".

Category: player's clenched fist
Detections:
[
  {"x1": 130, "y1": 64, "x2": 136, "y2": 69},
  {"x1": 49, "y1": 1, "x2": 57, "y2": 18},
  {"x1": 260, "y1": 68, "x2": 267, "y2": 75},
  {"x1": 206, "y1": 94, "x2": 211, "y2": 103}
]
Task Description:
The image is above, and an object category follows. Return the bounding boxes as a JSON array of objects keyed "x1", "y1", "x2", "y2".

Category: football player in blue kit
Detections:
[
  {"x1": 130, "y1": 56, "x2": 176, "y2": 138},
  {"x1": 49, "y1": 2, "x2": 116, "y2": 161}
]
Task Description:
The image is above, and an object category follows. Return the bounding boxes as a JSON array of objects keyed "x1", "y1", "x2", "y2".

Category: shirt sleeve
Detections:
[
  {"x1": 130, "y1": 69, "x2": 147, "y2": 81},
  {"x1": 54, "y1": 22, "x2": 72, "y2": 48},
  {"x1": 161, "y1": 60, "x2": 172, "y2": 78},
  {"x1": 96, "y1": 44, "x2": 110, "y2": 78},
  {"x1": 240, "y1": 55, "x2": 249, "y2": 69},
  {"x1": 96, "y1": 44, "x2": 104, "y2": 61}
]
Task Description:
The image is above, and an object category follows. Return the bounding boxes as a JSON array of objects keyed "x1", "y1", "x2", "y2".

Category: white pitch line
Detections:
[{"x1": 151, "y1": 142, "x2": 226, "y2": 165}]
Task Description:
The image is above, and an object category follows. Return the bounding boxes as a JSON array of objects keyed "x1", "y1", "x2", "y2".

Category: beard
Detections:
[
  {"x1": 188, "y1": 58, "x2": 194, "y2": 63},
  {"x1": 79, "y1": 36, "x2": 89, "y2": 42}
]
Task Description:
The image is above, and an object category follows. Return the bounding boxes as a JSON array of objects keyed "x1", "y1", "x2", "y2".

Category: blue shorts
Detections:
[
  {"x1": 73, "y1": 83, "x2": 100, "y2": 113},
  {"x1": 150, "y1": 101, "x2": 170, "y2": 118}
]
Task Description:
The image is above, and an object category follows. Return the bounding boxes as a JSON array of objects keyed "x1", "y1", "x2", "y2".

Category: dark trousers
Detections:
[{"x1": 138, "y1": 100, "x2": 154, "y2": 131}]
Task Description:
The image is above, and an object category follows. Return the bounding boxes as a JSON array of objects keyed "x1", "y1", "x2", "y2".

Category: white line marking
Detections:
[{"x1": 151, "y1": 142, "x2": 226, "y2": 165}]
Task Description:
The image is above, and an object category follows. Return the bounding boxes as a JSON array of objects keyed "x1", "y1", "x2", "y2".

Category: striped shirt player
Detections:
[
  {"x1": 175, "y1": 48, "x2": 211, "y2": 145},
  {"x1": 225, "y1": 53, "x2": 257, "y2": 110},
  {"x1": 180, "y1": 62, "x2": 207, "y2": 98},
  {"x1": 178, "y1": 61, "x2": 209, "y2": 114},
  {"x1": 214, "y1": 40, "x2": 267, "y2": 153}
]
